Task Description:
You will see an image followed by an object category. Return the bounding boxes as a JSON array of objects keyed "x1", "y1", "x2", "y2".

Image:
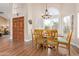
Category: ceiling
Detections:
[{"x1": 0, "y1": 3, "x2": 78, "y2": 19}]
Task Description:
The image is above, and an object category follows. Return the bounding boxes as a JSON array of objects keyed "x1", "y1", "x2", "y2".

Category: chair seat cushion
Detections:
[{"x1": 58, "y1": 38, "x2": 68, "y2": 43}]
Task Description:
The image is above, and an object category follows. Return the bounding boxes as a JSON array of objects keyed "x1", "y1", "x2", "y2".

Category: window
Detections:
[
  {"x1": 43, "y1": 8, "x2": 60, "y2": 29},
  {"x1": 49, "y1": 8, "x2": 60, "y2": 15},
  {"x1": 43, "y1": 18, "x2": 59, "y2": 29},
  {"x1": 63, "y1": 16, "x2": 72, "y2": 35},
  {"x1": 77, "y1": 13, "x2": 79, "y2": 38}
]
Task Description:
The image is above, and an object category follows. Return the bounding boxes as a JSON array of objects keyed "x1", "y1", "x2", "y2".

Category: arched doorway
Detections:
[{"x1": 0, "y1": 16, "x2": 10, "y2": 37}]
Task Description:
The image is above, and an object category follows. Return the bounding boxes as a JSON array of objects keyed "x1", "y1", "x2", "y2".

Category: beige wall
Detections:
[{"x1": 0, "y1": 16, "x2": 9, "y2": 27}]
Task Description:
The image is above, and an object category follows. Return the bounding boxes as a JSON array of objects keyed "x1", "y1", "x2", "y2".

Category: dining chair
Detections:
[
  {"x1": 36, "y1": 29, "x2": 44, "y2": 48},
  {"x1": 42, "y1": 30, "x2": 52, "y2": 48},
  {"x1": 47, "y1": 30, "x2": 58, "y2": 48},
  {"x1": 43, "y1": 30, "x2": 58, "y2": 55},
  {"x1": 50, "y1": 30, "x2": 58, "y2": 55},
  {"x1": 42, "y1": 30, "x2": 58, "y2": 54},
  {"x1": 32, "y1": 29, "x2": 43, "y2": 48},
  {"x1": 57, "y1": 31, "x2": 72, "y2": 55}
]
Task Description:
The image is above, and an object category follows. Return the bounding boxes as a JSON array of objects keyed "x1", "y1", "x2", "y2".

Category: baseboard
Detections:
[
  {"x1": 24, "y1": 39, "x2": 32, "y2": 42},
  {"x1": 71, "y1": 42, "x2": 79, "y2": 48}
]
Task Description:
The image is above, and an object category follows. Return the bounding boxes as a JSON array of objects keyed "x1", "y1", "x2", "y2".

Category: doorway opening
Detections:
[{"x1": 0, "y1": 16, "x2": 10, "y2": 38}]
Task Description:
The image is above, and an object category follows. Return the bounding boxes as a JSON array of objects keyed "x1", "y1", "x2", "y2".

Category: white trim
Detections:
[
  {"x1": 24, "y1": 39, "x2": 32, "y2": 42},
  {"x1": 10, "y1": 36, "x2": 12, "y2": 40}
]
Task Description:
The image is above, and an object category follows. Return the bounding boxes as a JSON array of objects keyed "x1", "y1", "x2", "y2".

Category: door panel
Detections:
[{"x1": 13, "y1": 16, "x2": 24, "y2": 42}]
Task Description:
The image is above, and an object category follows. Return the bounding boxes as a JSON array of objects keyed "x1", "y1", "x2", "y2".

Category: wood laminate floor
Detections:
[{"x1": 0, "y1": 35, "x2": 79, "y2": 56}]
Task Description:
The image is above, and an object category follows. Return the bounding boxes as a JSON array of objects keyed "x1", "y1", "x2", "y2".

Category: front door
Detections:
[{"x1": 13, "y1": 16, "x2": 24, "y2": 42}]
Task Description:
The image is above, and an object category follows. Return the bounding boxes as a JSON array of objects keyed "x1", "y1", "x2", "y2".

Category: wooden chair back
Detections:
[
  {"x1": 43, "y1": 30, "x2": 52, "y2": 37},
  {"x1": 34, "y1": 29, "x2": 44, "y2": 44},
  {"x1": 34, "y1": 29, "x2": 43, "y2": 35},
  {"x1": 51, "y1": 30, "x2": 58, "y2": 44},
  {"x1": 66, "y1": 32, "x2": 72, "y2": 44}
]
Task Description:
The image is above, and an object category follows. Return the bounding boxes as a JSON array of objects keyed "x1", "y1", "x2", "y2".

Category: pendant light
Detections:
[{"x1": 42, "y1": 4, "x2": 52, "y2": 19}]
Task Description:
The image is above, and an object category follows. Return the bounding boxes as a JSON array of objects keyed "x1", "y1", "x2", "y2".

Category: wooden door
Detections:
[{"x1": 13, "y1": 16, "x2": 24, "y2": 42}]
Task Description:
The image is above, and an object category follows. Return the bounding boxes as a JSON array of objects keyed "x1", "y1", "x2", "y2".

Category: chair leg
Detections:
[
  {"x1": 67, "y1": 45, "x2": 70, "y2": 56},
  {"x1": 36, "y1": 39, "x2": 38, "y2": 48},
  {"x1": 32, "y1": 39, "x2": 34, "y2": 47},
  {"x1": 56, "y1": 44, "x2": 59, "y2": 55},
  {"x1": 34, "y1": 41, "x2": 37, "y2": 48},
  {"x1": 45, "y1": 44, "x2": 48, "y2": 51},
  {"x1": 68, "y1": 46, "x2": 70, "y2": 56}
]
